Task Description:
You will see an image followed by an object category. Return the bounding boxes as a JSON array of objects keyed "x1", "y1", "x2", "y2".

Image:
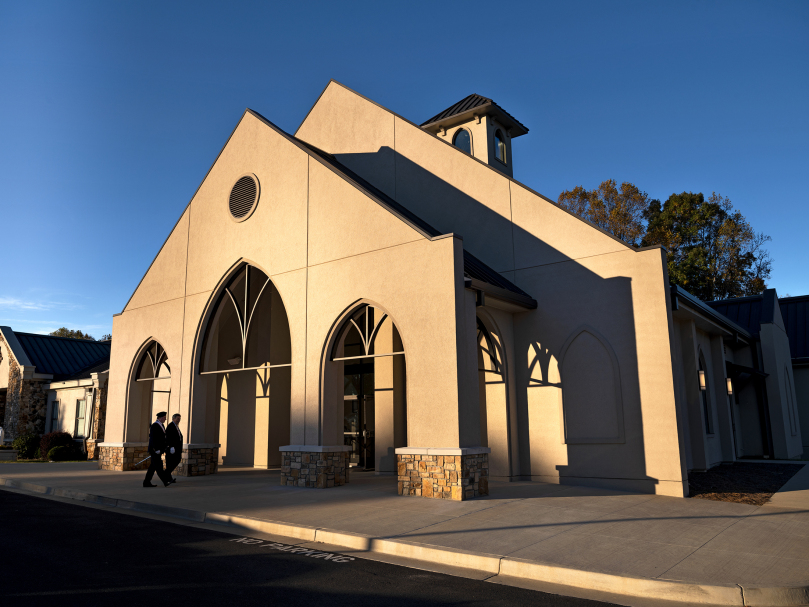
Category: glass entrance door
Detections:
[{"x1": 344, "y1": 362, "x2": 375, "y2": 469}]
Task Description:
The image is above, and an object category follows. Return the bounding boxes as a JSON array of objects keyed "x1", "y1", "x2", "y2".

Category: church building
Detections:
[{"x1": 97, "y1": 81, "x2": 804, "y2": 499}]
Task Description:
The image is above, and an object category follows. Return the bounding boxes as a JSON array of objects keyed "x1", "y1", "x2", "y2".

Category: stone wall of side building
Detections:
[
  {"x1": 2, "y1": 355, "x2": 48, "y2": 442},
  {"x1": 86, "y1": 377, "x2": 109, "y2": 460}
]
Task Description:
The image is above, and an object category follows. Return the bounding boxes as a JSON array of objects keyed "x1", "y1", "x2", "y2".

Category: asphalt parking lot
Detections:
[{"x1": 0, "y1": 489, "x2": 618, "y2": 606}]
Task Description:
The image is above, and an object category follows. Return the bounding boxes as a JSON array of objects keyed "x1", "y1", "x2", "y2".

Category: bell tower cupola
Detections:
[{"x1": 420, "y1": 94, "x2": 528, "y2": 178}]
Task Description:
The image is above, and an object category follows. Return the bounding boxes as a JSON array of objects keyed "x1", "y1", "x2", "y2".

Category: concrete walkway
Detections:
[{"x1": 2, "y1": 463, "x2": 808, "y2": 605}]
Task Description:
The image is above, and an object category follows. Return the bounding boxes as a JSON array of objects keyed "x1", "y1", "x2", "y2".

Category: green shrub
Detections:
[
  {"x1": 40, "y1": 431, "x2": 73, "y2": 459},
  {"x1": 12, "y1": 433, "x2": 39, "y2": 459},
  {"x1": 48, "y1": 446, "x2": 77, "y2": 461}
]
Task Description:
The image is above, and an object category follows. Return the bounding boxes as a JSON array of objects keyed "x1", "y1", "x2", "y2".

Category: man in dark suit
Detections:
[
  {"x1": 143, "y1": 411, "x2": 171, "y2": 488},
  {"x1": 165, "y1": 413, "x2": 183, "y2": 483}
]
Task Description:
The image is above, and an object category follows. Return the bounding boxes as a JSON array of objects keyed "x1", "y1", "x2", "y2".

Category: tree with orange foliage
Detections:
[{"x1": 557, "y1": 179, "x2": 649, "y2": 247}]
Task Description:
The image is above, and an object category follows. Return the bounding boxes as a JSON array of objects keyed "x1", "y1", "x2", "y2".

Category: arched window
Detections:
[
  {"x1": 199, "y1": 263, "x2": 290, "y2": 374},
  {"x1": 698, "y1": 355, "x2": 713, "y2": 435},
  {"x1": 494, "y1": 129, "x2": 507, "y2": 164},
  {"x1": 452, "y1": 128, "x2": 472, "y2": 155}
]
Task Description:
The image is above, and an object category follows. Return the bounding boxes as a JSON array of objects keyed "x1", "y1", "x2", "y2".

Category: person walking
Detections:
[
  {"x1": 165, "y1": 413, "x2": 183, "y2": 483},
  {"x1": 143, "y1": 411, "x2": 171, "y2": 488}
]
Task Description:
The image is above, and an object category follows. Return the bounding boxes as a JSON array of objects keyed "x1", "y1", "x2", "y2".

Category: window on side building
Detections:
[
  {"x1": 51, "y1": 400, "x2": 59, "y2": 431},
  {"x1": 74, "y1": 399, "x2": 86, "y2": 438},
  {"x1": 494, "y1": 129, "x2": 507, "y2": 164},
  {"x1": 452, "y1": 128, "x2": 472, "y2": 155}
]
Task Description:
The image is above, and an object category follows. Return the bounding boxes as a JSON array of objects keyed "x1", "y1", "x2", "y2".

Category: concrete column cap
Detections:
[
  {"x1": 278, "y1": 445, "x2": 352, "y2": 452},
  {"x1": 395, "y1": 447, "x2": 491, "y2": 456}
]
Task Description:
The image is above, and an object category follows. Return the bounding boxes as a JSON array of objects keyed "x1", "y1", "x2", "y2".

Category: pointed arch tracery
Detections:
[
  {"x1": 136, "y1": 341, "x2": 170, "y2": 383},
  {"x1": 330, "y1": 303, "x2": 404, "y2": 363},
  {"x1": 199, "y1": 263, "x2": 291, "y2": 375}
]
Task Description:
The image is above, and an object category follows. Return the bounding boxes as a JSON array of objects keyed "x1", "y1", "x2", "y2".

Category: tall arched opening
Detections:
[
  {"x1": 197, "y1": 262, "x2": 291, "y2": 468},
  {"x1": 324, "y1": 303, "x2": 406, "y2": 474},
  {"x1": 476, "y1": 313, "x2": 513, "y2": 478},
  {"x1": 126, "y1": 340, "x2": 171, "y2": 443}
]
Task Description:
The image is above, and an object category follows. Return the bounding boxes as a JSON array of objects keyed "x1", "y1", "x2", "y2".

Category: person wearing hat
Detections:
[
  {"x1": 143, "y1": 411, "x2": 171, "y2": 488},
  {"x1": 165, "y1": 413, "x2": 183, "y2": 483}
]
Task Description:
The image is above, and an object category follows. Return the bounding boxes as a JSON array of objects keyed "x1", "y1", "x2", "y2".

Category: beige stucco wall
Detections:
[
  {"x1": 105, "y1": 81, "x2": 693, "y2": 497},
  {"x1": 47, "y1": 386, "x2": 91, "y2": 437},
  {"x1": 296, "y1": 82, "x2": 687, "y2": 494},
  {"x1": 511, "y1": 247, "x2": 685, "y2": 495},
  {"x1": 434, "y1": 117, "x2": 515, "y2": 178},
  {"x1": 107, "y1": 109, "x2": 479, "y2": 464},
  {"x1": 760, "y1": 319, "x2": 803, "y2": 459}
]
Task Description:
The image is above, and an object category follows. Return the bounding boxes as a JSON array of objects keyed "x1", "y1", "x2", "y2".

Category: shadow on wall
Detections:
[{"x1": 334, "y1": 147, "x2": 661, "y2": 493}]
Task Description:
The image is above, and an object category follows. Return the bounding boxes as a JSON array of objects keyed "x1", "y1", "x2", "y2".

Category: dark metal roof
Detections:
[
  {"x1": 422, "y1": 94, "x2": 492, "y2": 126},
  {"x1": 64, "y1": 358, "x2": 111, "y2": 381},
  {"x1": 779, "y1": 295, "x2": 809, "y2": 360},
  {"x1": 707, "y1": 296, "x2": 765, "y2": 337},
  {"x1": 420, "y1": 94, "x2": 529, "y2": 136},
  {"x1": 14, "y1": 333, "x2": 111, "y2": 381},
  {"x1": 706, "y1": 290, "x2": 781, "y2": 339}
]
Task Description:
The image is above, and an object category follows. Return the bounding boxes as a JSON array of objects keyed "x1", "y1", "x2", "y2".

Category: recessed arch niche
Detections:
[
  {"x1": 196, "y1": 262, "x2": 291, "y2": 467},
  {"x1": 558, "y1": 325, "x2": 624, "y2": 444},
  {"x1": 321, "y1": 302, "x2": 406, "y2": 473}
]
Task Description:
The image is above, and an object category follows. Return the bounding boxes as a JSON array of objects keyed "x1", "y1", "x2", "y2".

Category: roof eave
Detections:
[
  {"x1": 466, "y1": 277, "x2": 537, "y2": 310},
  {"x1": 672, "y1": 285, "x2": 753, "y2": 341}
]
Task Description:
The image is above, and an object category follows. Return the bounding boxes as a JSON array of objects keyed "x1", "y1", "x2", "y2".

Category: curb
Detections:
[{"x1": 2, "y1": 477, "x2": 807, "y2": 606}]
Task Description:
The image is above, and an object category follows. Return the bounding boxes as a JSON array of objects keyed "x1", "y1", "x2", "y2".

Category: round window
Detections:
[{"x1": 228, "y1": 174, "x2": 260, "y2": 222}]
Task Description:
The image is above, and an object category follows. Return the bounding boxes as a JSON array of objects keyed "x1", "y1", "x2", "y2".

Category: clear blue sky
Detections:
[{"x1": 1, "y1": 0, "x2": 807, "y2": 337}]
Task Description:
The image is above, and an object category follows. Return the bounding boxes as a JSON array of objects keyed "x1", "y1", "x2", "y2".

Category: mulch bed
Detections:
[{"x1": 688, "y1": 462, "x2": 805, "y2": 506}]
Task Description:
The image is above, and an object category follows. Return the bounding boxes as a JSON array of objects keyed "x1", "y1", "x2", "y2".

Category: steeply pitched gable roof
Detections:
[
  {"x1": 249, "y1": 109, "x2": 536, "y2": 308},
  {"x1": 13, "y1": 332, "x2": 111, "y2": 381},
  {"x1": 779, "y1": 295, "x2": 809, "y2": 360},
  {"x1": 420, "y1": 93, "x2": 529, "y2": 136},
  {"x1": 122, "y1": 104, "x2": 537, "y2": 313}
]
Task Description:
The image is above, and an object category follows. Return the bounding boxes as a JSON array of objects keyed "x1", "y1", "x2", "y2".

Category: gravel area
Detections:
[{"x1": 688, "y1": 462, "x2": 805, "y2": 506}]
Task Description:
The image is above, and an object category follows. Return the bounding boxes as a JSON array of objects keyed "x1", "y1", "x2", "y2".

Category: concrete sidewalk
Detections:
[{"x1": 2, "y1": 463, "x2": 808, "y2": 606}]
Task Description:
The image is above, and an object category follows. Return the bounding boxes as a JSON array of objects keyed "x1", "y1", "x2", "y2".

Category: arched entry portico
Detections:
[
  {"x1": 195, "y1": 262, "x2": 292, "y2": 468},
  {"x1": 125, "y1": 340, "x2": 172, "y2": 444},
  {"x1": 280, "y1": 301, "x2": 407, "y2": 488},
  {"x1": 329, "y1": 303, "x2": 407, "y2": 473}
]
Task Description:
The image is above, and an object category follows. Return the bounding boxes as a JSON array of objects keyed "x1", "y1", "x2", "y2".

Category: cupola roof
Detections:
[{"x1": 420, "y1": 94, "x2": 528, "y2": 137}]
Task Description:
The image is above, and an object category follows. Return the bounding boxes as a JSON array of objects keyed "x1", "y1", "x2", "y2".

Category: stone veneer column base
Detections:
[
  {"x1": 98, "y1": 443, "x2": 151, "y2": 471},
  {"x1": 98, "y1": 443, "x2": 219, "y2": 476},
  {"x1": 279, "y1": 446, "x2": 351, "y2": 488},
  {"x1": 177, "y1": 445, "x2": 219, "y2": 476},
  {"x1": 395, "y1": 448, "x2": 490, "y2": 501}
]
